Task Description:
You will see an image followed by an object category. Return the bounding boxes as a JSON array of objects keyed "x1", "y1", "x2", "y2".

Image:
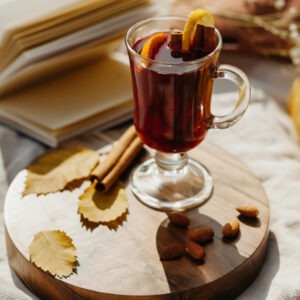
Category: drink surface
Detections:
[
  {"x1": 130, "y1": 31, "x2": 217, "y2": 153},
  {"x1": 133, "y1": 32, "x2": 207, "y2": 63}
]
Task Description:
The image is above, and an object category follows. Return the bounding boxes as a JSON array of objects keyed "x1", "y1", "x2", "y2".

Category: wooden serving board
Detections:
[{"x1": 4, "y1": 141, "x2": 269, "y2": 300}]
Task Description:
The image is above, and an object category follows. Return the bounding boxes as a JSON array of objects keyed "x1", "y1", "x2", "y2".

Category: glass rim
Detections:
[{"x1": 125, "y1": 15, "x2": 223, "y2": 66}]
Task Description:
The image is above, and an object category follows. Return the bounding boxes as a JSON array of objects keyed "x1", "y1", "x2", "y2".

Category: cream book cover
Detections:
[
  {"x1": 0, "y1": 0, "x2": 153, "y2": 93},
  {"x1": 0, "y1": 53, "x2": 134, "y2": 146},
  {"x1": 0, "y1": 0, "x2": 156, "y2": 146}
]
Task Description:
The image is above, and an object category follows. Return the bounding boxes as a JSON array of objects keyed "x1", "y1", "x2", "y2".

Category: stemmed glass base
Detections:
[{"x1": 130, "y1": 151, "x2": 213, "y2": 211}]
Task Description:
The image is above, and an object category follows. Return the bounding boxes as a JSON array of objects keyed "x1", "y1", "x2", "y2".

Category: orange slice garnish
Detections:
[
  {"x1": 140, "y1": 32, "x2": 168, "y2": 59},
  {"x1": 182, "y1": 9, "x2": 215, "y2": 51}
]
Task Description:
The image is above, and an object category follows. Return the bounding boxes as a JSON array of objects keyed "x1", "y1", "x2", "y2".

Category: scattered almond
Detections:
[
  {"x1": 222, "y1": 219, "x2": 240, "y2": 238},
  {"x1": 185, "y1": 241, "x2": 205, "y2": 260},
  {"x1": 189, "y1": 226, "x2": 214, "y2": 244},
  {"x1": 159, "y1": 243, "x2": 185, "y2": 260},
  {"x1": 168, "y1": 212, "x2": 190, "y2": 228},
  {"x1": 236, "y1": 205, "x2": 259, "y2": 218}
]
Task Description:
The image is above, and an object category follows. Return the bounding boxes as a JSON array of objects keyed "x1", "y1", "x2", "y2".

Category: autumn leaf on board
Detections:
[
  {"x1": 23, "y1": 147, "x2": 99, "y2": 195},
  {"x1": 29, "y1": 230, "x2": 77, "y2": 278},
  {"x1": 78, "y1": 180, "x2": 128, "y2": 226}
]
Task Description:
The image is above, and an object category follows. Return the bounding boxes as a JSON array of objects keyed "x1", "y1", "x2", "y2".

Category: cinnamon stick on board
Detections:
[{"x1": 90, "y1": 125, "x2": 144, "y2": 192}]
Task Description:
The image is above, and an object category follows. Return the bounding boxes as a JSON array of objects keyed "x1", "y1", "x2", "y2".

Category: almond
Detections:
[
  {"x1": 168, "y1": 212, "x2": 190, "y2": 228},
  {"x1": 189, "y1": 226, "x2": 214, "y2": 244},
  {"x1": 236, "y1": 205, "x2": 259, "y2": 218},
  {"x1": 185, "y1": 241, "x2": 205, "y2": 260},
  {"x1": 159, "y1": 243, "x2": 185, "y2": 260},
  {"x1": 222, "y1": 219, "x2": 240, "y2": 238}
]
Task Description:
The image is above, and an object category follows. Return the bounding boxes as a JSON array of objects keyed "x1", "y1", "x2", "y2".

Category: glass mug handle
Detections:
[{"x1": 211, "y1": 64, "x2": 251, "y2": 129}]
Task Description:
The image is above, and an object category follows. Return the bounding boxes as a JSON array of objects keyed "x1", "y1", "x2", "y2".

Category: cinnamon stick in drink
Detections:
[
  {"x1": 203, "y1": 26, "x2": 216, "y2": 53},
  {"x1": 169, "y1": 31, "x2": 182, "y2": 50},
  {"x1": 90, "y1": 125, "x2": 144, "y2": 192},
  {"x1": 193, "y1": 24, "x2": 204, "y2": 50},
  {"x1": 192, "y1": 24, "x2": 216, "y2": 54}
]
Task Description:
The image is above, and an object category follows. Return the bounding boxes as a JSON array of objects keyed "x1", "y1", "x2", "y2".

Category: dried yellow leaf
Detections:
[
  {"x1": 79, "y1": 180, "x2": 128, "y2": 224},
  {"x1": 29, "y1": 230, "x2": 77, "y2": 278},
  {"x1": 24, "y1": 147, "x2": 99, "y2": 195}
]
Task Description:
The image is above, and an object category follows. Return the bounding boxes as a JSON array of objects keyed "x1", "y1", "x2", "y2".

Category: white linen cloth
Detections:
[
  {"x1": 0, "y1": 57, "x2": 300, "y2": 299},
  {"x1": 208, "y1": 88, "x2": 300, "y2": 300}
]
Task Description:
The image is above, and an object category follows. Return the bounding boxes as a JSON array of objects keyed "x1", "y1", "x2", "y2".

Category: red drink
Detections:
[
  {"x1": 126, "y1": 16, "x2": 250, "y2": 211},
  {"x1": 129, "y1": 31, "x2": 219, "y2": 153}
]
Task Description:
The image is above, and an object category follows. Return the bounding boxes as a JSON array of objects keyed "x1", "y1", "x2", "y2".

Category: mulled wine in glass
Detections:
[{"x1": 125, "y1": 16, "x2": 250, "y2": 211}]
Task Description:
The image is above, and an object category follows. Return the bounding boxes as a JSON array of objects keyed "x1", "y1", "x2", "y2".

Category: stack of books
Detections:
[{"x1": 0, "y1": 0, "x2": 154, "y2": 146}]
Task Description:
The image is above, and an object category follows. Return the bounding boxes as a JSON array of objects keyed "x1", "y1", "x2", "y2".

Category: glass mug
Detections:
[{"x1": 125, "y1": 16, "x2": 250, "y2": 211}]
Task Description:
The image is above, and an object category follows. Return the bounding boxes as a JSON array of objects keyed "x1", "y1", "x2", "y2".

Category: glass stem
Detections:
[{"x1": 155, "y1": 151, "x2": 188, "y2": 174}]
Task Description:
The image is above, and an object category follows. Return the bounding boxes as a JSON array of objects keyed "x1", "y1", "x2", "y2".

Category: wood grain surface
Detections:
[{"x1": 4, "y1": 141, "x2": 270, "y2": 299}]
